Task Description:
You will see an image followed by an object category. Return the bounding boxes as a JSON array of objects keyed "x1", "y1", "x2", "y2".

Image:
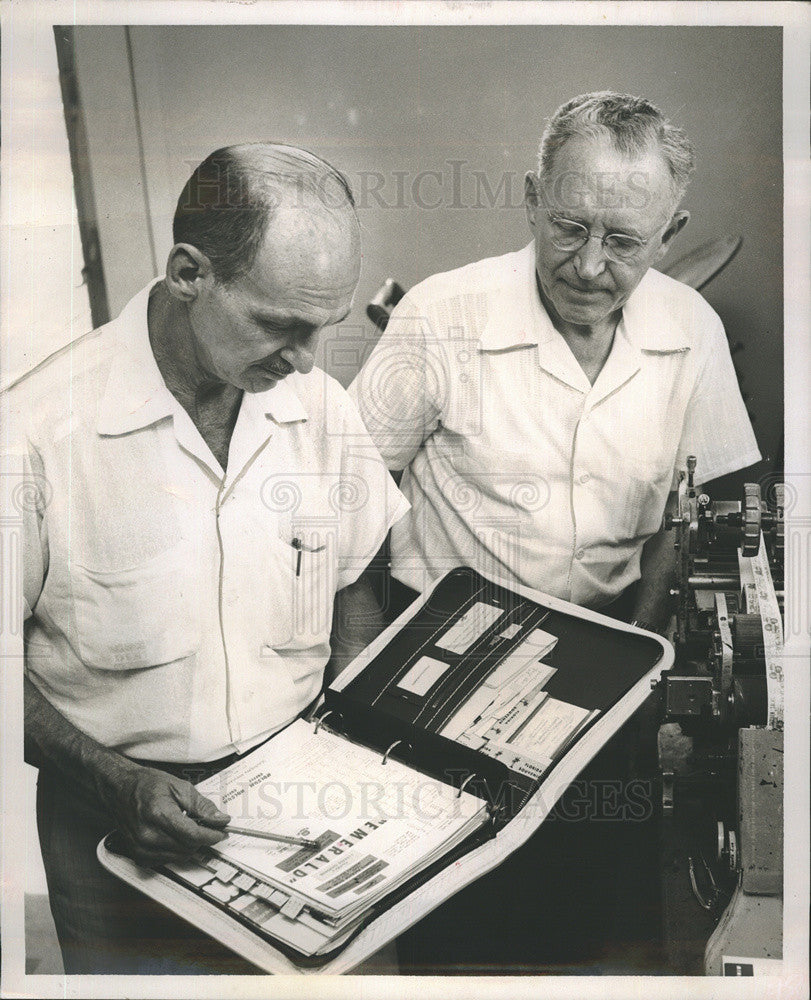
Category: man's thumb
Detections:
[{"x1": 190, "y1": 789, "x2": 230, "y2": 826}]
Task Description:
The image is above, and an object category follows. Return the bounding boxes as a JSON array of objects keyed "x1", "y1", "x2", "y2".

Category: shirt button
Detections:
[
  {"x1": 575, "y1": 548, "x2": 585, "y2": 560},
  {"x1": 578, "y1": 473, "x2": 590, "y2": 484}
]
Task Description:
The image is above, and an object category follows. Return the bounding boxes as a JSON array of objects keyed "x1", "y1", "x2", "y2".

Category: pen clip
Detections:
[
  {"x1": 291, "y1": 536, "x2": 326, "y2": 554},
  {"x1": 290, "y1": 536, "x2": 326, "y2": 577}
]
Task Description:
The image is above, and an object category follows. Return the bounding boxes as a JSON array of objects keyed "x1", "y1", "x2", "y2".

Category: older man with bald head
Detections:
[{"x1": 16, "y1": 144, "x2": 407, "y2": 973}]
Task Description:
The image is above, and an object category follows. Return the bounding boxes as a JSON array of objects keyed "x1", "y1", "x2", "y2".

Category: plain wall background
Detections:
[{"x1": 70, "y1": 24, "x2": 783, "y2": 491}]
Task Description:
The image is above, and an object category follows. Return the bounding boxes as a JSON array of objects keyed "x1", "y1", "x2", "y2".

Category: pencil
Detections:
[
  {"x1": 224, "y1": 825, "x2": 319, "y2": 848},
  {"x1": 187, "y1": 812, "x2": 319, "y2": 849}
]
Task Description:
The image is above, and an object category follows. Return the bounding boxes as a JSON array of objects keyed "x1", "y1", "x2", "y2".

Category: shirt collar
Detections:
[
  {"x1": 97, "y1": 281, "x2": 309, "y2": 436},
  {"x1": 96, "y1": 280, "x2": 175, "y2": 436},
  {"x1": 477, "y1": 243, "x2": 551, "y2": 351},
  {"x1": 476, "y1": 242, "x2": 692, "y2": 354},
  {"x1": 620, "y1": 268, "x2": 693, "y2": 352}
]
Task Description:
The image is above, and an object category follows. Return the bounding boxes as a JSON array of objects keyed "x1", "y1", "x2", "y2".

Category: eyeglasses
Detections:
[{"x1": 538, "y1": 187, "x2": 651, "y2": 265}]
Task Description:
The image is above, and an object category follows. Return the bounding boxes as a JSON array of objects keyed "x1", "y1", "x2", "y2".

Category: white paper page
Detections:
[
  {"x1": 483, "y1": 633, "x2": 555, "y2": 689},
  {"x1": 439, "y1": 685, "x2": 499, "y2": 740},
  {"x1": 197, "y1": 720, "x2": 487, "y2": 915},
  {"x1": 481, "y1": 687, "x2": 550, "y2": 743},
  {"x1": 397, "y1": 654, "x2": 451, "y2": 695},
  {"x1": 487, "y1": 662, "x2": 554, "y2": 717}
]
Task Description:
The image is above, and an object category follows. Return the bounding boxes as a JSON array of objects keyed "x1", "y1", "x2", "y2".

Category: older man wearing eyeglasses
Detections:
[
  {"x1": 351, "y1": 92, "x2": 759, "y2": 635},
  {"x1": 350, "y1": 90, "x2": 761, "y2": 972}
]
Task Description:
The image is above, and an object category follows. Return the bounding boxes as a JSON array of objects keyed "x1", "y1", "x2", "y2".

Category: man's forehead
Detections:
[
  {"x1": 265, "y1": 194, "x2": 357, "y2": 239},
  {"x1": 543, "y1": 135, "x2": 675, "y2": 219},
  {"x1": 237, "y1": 196, "x2": 360, "y2": 305}
]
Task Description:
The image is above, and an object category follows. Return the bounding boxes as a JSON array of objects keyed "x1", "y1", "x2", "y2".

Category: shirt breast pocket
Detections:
[
  {"x1": 270, "y1": 520, "x2": 338, "y2": 650},
  {"x1": 617, "y1": 452, "x2": 674, "y2": 540},
  {"x1": 70, "y1": 541, "x2": 200, "y2": 670}
]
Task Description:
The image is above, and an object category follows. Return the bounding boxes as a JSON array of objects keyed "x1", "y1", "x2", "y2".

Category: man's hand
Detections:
[
  {"x1": 112, "y1": 765, "x2": 230, "y2": 866},
  {"x1": 25, "y1": 675, "x2": 229, "y2": 866}
]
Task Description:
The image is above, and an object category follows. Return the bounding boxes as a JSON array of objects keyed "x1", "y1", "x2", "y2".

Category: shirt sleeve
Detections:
[
  {"x1": 673, "y1": 310, "x2": 761, "y2": 485},
  {"x1": 1, "y1": 434, "x2": 48, "y2": 624},
  {"x1": 348, "y1": 293, "x2": 446, "y2": 471},
  {"x1": 334, "y1": 389, "x2": 411, "y2": 591}
]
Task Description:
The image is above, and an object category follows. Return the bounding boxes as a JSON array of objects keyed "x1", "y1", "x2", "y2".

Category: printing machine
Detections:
[{"x1": 656, "y1": 458, "x2": 784, "y2": 975}]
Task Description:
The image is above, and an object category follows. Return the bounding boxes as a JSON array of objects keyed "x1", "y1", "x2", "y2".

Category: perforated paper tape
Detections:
[
  {"x1": 737, "y1": 551, "x2": 758, "y2": 615},
  {"x1": 738, "y1": 535, "x2": 784, "y2": 731}
]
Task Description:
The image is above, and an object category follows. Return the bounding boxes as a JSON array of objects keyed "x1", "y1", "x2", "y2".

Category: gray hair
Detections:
[
  {"x1": 173, "y1": 143, "x2": 356, "y2": 284},
  {"x1": 538, "y1": 92, "x2": 696, "y2": 203}
]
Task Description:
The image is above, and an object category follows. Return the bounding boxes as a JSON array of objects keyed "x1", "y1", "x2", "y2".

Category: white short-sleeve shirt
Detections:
[
  {"x1": 350, "y1": 243, "x2": 760, "y2": 608},
  {"x1": 11, "y1": 282, "x2": 408, "y2": 762}
]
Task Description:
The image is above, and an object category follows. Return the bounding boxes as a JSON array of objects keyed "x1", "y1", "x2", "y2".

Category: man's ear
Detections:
[
  {"x1": 656, "y1": 210, "x2": 690, "y2": 261},
  {"x1": 165, "y1": 243, "x2": 214, "y2": 302},
  {"x1": 524, "y1": 171, "x2": 541, "y2": 231}
]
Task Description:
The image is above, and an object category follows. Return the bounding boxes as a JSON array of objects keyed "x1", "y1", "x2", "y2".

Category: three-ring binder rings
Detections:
[{"x1": 98, "y1": 567, "x2": 672, "y2": 974}]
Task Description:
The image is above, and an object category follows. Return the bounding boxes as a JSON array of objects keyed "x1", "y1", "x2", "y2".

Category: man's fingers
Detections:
[
  {"x1": 119, "y1": 837, "x2": 201, "y2": 868},
  {"x1": 149, "y1": 795, "x2": 228, "y2": 847},
  {"x1": 150, "y1": 810, "x2": 225, "y2": 846},
  {"x1": 115, "y1": 768, "x2": 231, "y2": 863},
  {"x1": 168, "y1": 780, "x2": 231, "y2": 827},
  {"x1": 123, "y1": 811, "x2": 226, "y2": 858},
  {"x1": 188, "y1": 788, "x2": 231, "y2": 827}
]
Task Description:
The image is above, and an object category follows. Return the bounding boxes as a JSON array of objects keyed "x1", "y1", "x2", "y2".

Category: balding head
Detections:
[
  {"x1": 173, "y1": 143, "x2": 358, "y2": 285},
  {"x1": 160, "y1": 143, "x2": 360, "y2": 394}
]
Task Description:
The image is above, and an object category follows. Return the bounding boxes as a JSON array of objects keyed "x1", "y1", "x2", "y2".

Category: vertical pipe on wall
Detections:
[
  {"x1": 123, "y1": 26, "x2": 158, "y2": 277},
  {"x1": 52, "y1": 26, "x2": 110, "y2": 329}
]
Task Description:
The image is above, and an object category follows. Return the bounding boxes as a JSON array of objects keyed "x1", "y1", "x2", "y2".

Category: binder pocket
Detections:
[{"x1": 71, "y1": 541, "x2": 200, "y2": 670}]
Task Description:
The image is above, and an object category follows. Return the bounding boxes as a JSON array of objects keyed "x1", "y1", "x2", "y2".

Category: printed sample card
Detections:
[
  {"x1": 397, "y1": 655, "x2": 451, "y2": 696},
  {"x1": 436, "y1": 602, "x2": 504, "y2": 654},
  {"x1": 509, "y1": 697, "x2": 593, "y2": 761},
  {"x1": 483, "y1": 630, "x2": 558, "y2": 689}
]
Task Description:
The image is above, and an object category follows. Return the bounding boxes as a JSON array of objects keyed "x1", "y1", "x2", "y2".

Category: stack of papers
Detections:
[
  {"x1": 165, "y1": 719, "x2": 489, "y2": 956},
  {"x1": 438, "y1": 627, "x2": 597, "y2": 778}
]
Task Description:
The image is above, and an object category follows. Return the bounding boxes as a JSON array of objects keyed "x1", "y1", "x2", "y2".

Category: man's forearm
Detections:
[
  {"x1": 25, "y1": 676, "x2": 230, "y2": 863},
  {"x1": 327, "y1": 572, "x2": 384, "y2": 684},
  {"x1": 25, "y1": 675, "x2": 139, "y2": 807},
  {"x1": 627, "y1": 488, "x2": 679, "y2": 632},
  {"x1": 632, "y1": 523, "x2": 677, "y2": 632}
]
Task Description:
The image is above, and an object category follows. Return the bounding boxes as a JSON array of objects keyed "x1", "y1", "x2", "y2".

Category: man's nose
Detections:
[
  {"x1": 280, "y1": 334, "x2": 317, "y2": 375},
  {"x1": 573, "y1": 236, "x2": 608, "y2": 280}
]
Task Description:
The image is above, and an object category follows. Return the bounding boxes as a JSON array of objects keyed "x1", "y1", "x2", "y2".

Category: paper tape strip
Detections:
[{"x1": 738, "y1": 534, "x2": 784, "y2": 731}]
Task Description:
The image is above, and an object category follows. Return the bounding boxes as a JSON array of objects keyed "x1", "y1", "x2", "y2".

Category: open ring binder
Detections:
[
  {"x1": 457, "y1": 773, "x2": 476, "y2": 798},
  {"x1": 314, "y1": 710, "x2": 338, "y2": 735},
  {"x1": 97, "y1": 566, "x2": 672, "y2": 973},
  {"x1": 381, "y1": 739, "x2": 409, "y2": 764}
]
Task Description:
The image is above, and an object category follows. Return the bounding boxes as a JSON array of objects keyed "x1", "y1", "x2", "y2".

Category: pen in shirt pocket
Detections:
[{"x1": 290, "y1": 536, "x2": 326, "y2": 576}]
